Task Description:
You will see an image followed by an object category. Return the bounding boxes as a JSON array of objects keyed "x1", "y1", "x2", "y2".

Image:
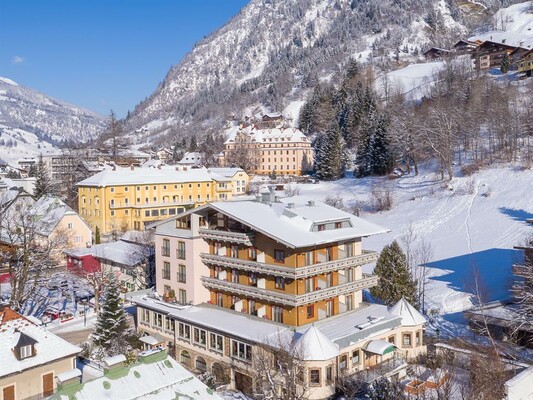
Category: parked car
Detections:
[{"x1": 42, "y1": 308, "x2": 61, "y2": 321}]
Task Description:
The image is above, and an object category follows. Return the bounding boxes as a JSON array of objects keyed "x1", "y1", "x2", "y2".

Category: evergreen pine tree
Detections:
[
  {"x1": 34, "y1": 154, "x2": 53, "y2": 198},
  {"x1": 500, "y1": 52, "x2": 511, "y2": 74},
  {"x1": 92, "y1": 273, "x2": 134, "y2": 356},
  {"x1": 370, "y1": 240, "x2": 418, "y2": 307},
  {"x1": 315, "y1": 126, "x2": 347, "y2": 181},
  {"x1": 189, "y1": 135, "x2": 198, "y2": 152},
  {"x1": 94, "y1": 226, "x2": 101, "y2": 244}
]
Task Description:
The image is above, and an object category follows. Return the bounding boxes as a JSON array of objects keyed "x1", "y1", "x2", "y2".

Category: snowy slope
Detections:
[
  {"x1": 0, "y1": 124, "x2": 59, "y2": 167},
  {"x1": 0, "y1": 77, "x2": 106, "y2": 145},
  {"x1": 126, "y1": 0, "x2": 475, "y2": 141},
  {"x1": 283, "y1": 164, "x2": 532, "y2": 320}
]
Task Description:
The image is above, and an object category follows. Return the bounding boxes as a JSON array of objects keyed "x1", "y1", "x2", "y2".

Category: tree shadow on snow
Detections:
[
  {"x1": 498, "y1": 207, "x2": 533, "y2": 223},
  {"x1": 425, "y1": 248, "x2": 523, "y2": 305}
]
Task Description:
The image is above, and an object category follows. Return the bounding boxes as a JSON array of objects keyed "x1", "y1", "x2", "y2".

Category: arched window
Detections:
[
  {"x1": 195, "y1": 356, "x2": 207, "y2": 372},
  {"x1": 180, "y1": 350, "x2": 191, "y2": 367}
]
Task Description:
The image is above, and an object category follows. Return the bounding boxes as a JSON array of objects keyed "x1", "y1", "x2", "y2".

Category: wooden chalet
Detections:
[
  {"x1": 423, "y1": 47, "x2": 451, "y2": 60},
  {"x1": 453, "y1": 39, "x2": 479, "y2": 54},
  {"x1": 518, "y1": 49, "x2": 533, "y2": 77},
  {"x1": 510, "y1": 46, "x2": 531, "y2": 68},
  {"x1": 473, "y1": 41, "x2": 518, "y2": 70}
]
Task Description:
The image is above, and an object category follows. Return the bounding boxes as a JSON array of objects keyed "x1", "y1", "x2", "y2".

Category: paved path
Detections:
[{"x1": 55, "y1": 328, "x2": 93, "y2": 345}]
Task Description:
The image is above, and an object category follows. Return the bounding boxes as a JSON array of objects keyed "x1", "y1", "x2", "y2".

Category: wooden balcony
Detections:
[
  {"x1": 198, "y1": 229, "x2": 255, "y2": 246},
  {"x1": 200, "y1": 251, "x2": 378, "y2": 279},
  {"x1": 200, "y1": 273, "x2": 379, "y2": 307}
]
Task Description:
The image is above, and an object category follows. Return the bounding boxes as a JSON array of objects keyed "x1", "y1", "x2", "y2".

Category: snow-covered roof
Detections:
[
  {"x1": 56, "y1": 368, "x2": 82, "y2": 383},
  {"x1": 389, "y1": 298, "x2": 426, "y2": 326},
  {"x1": 52, "y1": 353, "x2": 222, "y2": 400},
  {"x1": 207, "y1": 167, "x2": 246, "y2": 178},
  {"x1": 225, "y1": 126, "x2": 310, "y2": 144},
  {"x1": 103, "y1": 354, "x2": 127, "y2": 367},
  {"x1": 178, "y1": 152, "x2": 204, "y2": 165},
  {"x1": 295, "y1": 325, "x2": 339, "y2": 360},
  {"x1": 364, "y1": 339, "x2": 396, "y2": 355},
  {"x1": 187, "y1": 197, "x2": 389, "y2": 248},
  {"x1": 30, "y1": 195, "x2": 83, "y2": 236},
  {"x1": 77, "y1": 165, "x2": 230, "y2": 187},
  {"x1": 0, "y1": 306, "x2": 81, "y2": 378},
  {"x1": 65, "y1": 239, "x2": 149, "y2": 267}
]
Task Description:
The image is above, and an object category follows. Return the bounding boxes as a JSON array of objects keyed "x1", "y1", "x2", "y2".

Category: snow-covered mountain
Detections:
[
  {"x1": 125, "y1": 0, "x2": 520, "y2": 143},
  {"x1": 0, "y1": 77, "x2": 106, "y2": 146}
]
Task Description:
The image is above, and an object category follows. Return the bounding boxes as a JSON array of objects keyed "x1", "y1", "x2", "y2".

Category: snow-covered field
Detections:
[{"x1": 283, "y1": 163, "x2": 532, "y2": 336}]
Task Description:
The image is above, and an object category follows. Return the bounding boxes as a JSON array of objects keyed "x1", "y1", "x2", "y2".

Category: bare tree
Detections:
[
  {"x1": 125, "y1": 230, "x2": 156, "y2": 290},
  {"x1": 252, "y1": 334, "x2": 309, "y2": 400},
  {"x1": 98, "y1": 110, "x2": 129, "y2": 162},
  {"x1": 224, "y1": 131, "x2": 260, "y2": 174},
  {"x1": 1, "y1": 201, "x2": 70, "y2": 311}
]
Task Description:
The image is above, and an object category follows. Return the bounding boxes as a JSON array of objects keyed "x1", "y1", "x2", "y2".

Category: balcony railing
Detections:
[
  {"x1": 200, "y1": 274, "x2": 379, "y2": 307},
  {"x1": 200, "y1": 251, "x2": 378, "y2": 279},
  {"x1": 198, "y1": 229, "x2": 255, "y2": 246}
]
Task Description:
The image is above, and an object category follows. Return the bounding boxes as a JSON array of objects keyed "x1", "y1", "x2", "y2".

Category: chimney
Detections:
[
  {"x1": 307, "y1": 200, "x2": 315, "y2": 207},
  {"x1": 112, "y1": 166, "x2": 116, "y2": 171},
  {"x1": 268, "y1": 185, "x2": 276, "y2": 203},
  {"x1": 175, "y1": 166, "x2": 179, "y2": 171},
  {"x1": 183, "y1": 166, "x2": 187, "y2": 171},
  {"x1": 287, "y1": 203, "x2": 294, "y2": 209},
  {"x1": 130, "y1": 165, "x2": 134, "y2": 171},
  {"x1": 157, "y1": 165, "x2": 161, "y2": 170}
]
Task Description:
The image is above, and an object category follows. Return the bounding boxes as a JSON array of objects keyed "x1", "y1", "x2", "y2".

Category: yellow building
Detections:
[
  {"x1": 518, "y1": 49, "x2": 533, "y2": 77},
  {"x1": 77, "y1": 165, "x2": 233, "y2": 236}
]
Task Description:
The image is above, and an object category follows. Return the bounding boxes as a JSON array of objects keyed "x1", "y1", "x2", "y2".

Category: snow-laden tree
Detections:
[
  {"x1": 368, "y1": 378, "x2": 406, "y2": 400},
  {"x1": 33, "y1": 154, "x2": 54, "y2": 198},
  {"x1": 92, "y1": 273, "x2": 136, "y2": 356},
  {"x1": 370, "y1": 240, "x2": 418, "y2": 307},
  {"x1": 314, "y1": 126, "x2": 348, "y2": 181}
]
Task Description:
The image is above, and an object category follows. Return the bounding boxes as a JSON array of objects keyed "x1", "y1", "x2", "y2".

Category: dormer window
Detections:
[
  {"x1": 318, "y1": 224, "x2": 325, "y2": 231},
  {"x1": 20, "y1": 344, "x2": 32, "y2": 359}
]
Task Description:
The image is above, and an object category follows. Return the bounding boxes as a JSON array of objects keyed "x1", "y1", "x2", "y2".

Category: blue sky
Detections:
[{"x1": 0, "y1": 0, "x2": 249, "y2": 117}]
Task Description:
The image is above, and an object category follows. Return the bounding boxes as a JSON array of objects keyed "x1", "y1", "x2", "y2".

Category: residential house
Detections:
[
  {"x1": 178, "y1": 152, "x2": 204, "y2": 166},
  {"x1": 76, "y1": 165, "x2": 233, "y2": 237},
  {"x1": 473, "y1": 41, "x2": 517, "y2": 70},
  {"x1": 48, "y1": 350, "x2": 222, "y2": 400},
  {"x1": 0, "y1": 306, "x2": 81, "y2": 400},
  {"x1": 509, "y1": 46, "x2": 530, "y2": 68},
  {"x1": 518, "y1": 49, "x2": 533, "y2": 77},
  {"x1": 423, "y1": 47, "x2": 451, "y2": 60},
  {"x1": 65, "y1": 236, "x2": 154, "y2": 292},
  {"x1": 133, "y1": 195, "x2": 426, "y2": 398},
  {"x1": 31, "y1": 195, "x2": 92, "y2": 250},
  {"x1": 157, "y1": 148, "x2": 174, "y2": 162},
  {"x1": 207, "y1": 168, "x2": 250, "y2": 195},
  {"x1": 453, "y1": 40, "x2": 479, "y2": 55}
]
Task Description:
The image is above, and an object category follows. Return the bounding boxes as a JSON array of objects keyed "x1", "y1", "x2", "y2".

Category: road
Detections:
[{"x1": 55, "y1": 328, "x2": 93, "y2": 345}]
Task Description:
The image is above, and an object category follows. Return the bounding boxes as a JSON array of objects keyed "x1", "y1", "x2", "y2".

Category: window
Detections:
[
  {"x1": 162, "y1": 262, "x2": 170, "y2": 280},
  {"x1": 305, "y1": 277, "x2": 314, "y2": 293},
  {"x1": 151, "y1": 209, "x2": 159, "y2": 217},
  {"x1": 326, "y1": 366, "x2": 333, "y2": 383},
  {"x1": 110, "y1": 187, "x2": 115, "y2": 193},
  {"x1": 309, "y1": 369, "x2": 320, "y2": 385},
  {"x1": 178, "y1": 323, "x2": 190, "y2": 340},
  {"x1": 352, "y1": 349, "x2": 360, "y2": 365},
  {"x1": 249, "y1": 272, "x2": 257, "y2": 286},
  {"x1": 248, "y1": 299, "x2": 256, "y2": 315},
  {"x1": 275, "y1": 276, "x2": 285, "y2": 290},
  {"x1": 180, "y1": 350, "x2": 191, "y2": 365},
  {"x1": 124, "y1": 187, "x2": 129, "y2": 192},
  {"x1": 165, "y1": 317, "x2": 174, "y2": 332},
  {"x1": 231, "y1": 269, "x2": 239, "y2": 283},
  {"x1": 145, "y1": 210, "x2": 150, "y2": 217},
  {"x1": 403, "y1": 333, "x2": 412, "y2": 347},
  {"x1": 209, "y1": 333, "x2": 224, "y2": 352},
  {"x1": 193, "y1": 327, "x2": 206, "y2": 346},
  {"x1": 154, "y1": 313, "x2": 163, "y2": 328},
  {"x1": 162, "y1": 239, "x2": 170, "y2": 256},
  {"x1": 318, "y1": 224, "x2": 325, "y2": 231},
  {"x1": 195, "y1": 356, "x2": 207, "y2": 372},
  {"x1": 140, "y1": 308, "x2": 150, "y2": 324},
  {"x1": 339, "y1": 355, "x2": 347, "y2": 370},
  {"x1": 416, "y1": 331, "x2": 421, "y2": 346},
  {"x1": 306, "y1": 305, "x2": 314, "y2": 318},
  {"x1": 325, "y1": 272, "x2": 333, "y2": 288},
  {"x1": 136, "y1": 186, "x2": 140, "y2": 191},
  {"x1": 177, "y1": 241, "x2": 186, "y2": 259},
  {"x1": 178, "y1": 264, "x2": 186, "y2": 283},
  {"x1": 274, "y1": 249, "x2": 285, "y2": 263},
  {"x1": 20, "y1": 344, "x2": 33, "y2": 359},
  {"x1": 216, "y1": 292, "x2": 223, "y2": 307},
  {"x1": 388, "y1": 335, "x2": 395, "y2": 344},
  {"x1": 273, "y1": 305, "x2": 283, "y2": 323},
  {"x1": 231, "y1": 339, "x2": 252, "y2": 361},
  {"x1": 179, "y1": 289, "x2": 187, "y2": 305},
  {"x1": 326, "y1": 300, "x2": 333, "y2": 317},
  {"x1": 231, "y1": 245, "x2": 239, "y2": 258},
  {"x1": 305, "y1": 251, "x2": 313, "y2": 266},
  {"x1": 67, "y1": 222, "x2": 73, "y2": 230}
]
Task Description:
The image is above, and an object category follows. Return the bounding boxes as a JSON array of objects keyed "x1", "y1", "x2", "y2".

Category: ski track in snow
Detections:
[{"x1": 464, "y1": 181, "x2": 480, "y2": 254}]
